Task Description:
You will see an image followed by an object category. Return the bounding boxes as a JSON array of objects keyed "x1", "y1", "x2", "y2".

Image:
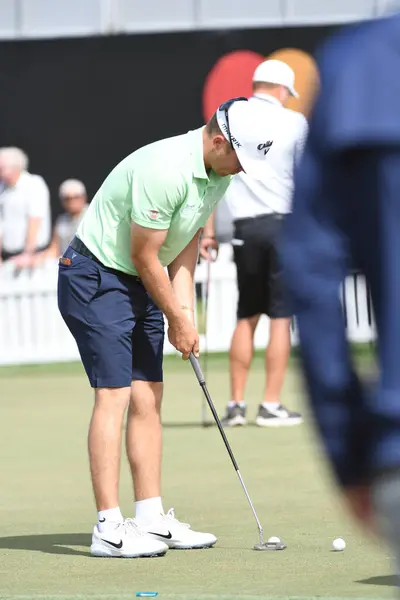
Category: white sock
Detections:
[
  {"x1": 228, "y1": 401, "x2": 246, "y2": 408},
  {"x1": 97, "y1": 507, "x2": 123, "y2": 532},
  {"x1": 262, "y1": 402, "x2": 280, "y2": 412},
  {"x1": 135, "y1": 497, "x2": 164, "y2": 525}
]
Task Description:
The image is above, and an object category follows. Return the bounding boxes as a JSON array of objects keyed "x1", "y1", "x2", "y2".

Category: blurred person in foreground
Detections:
[
  {"x1": 34, "y1": 179, "x2": 88, "y2": 265},
  {"x1": 201, "y1": 60, "x2": 308, "y2": 427},
  {"x1": 57, "y1": 98, "x2": 281, "y2": 559},
  {"x1": 280, "y1": 12, "x2": 400, "y2": 573},
  {"x1": 0, "y1": 147, "x2": 51, "y2": 268}
]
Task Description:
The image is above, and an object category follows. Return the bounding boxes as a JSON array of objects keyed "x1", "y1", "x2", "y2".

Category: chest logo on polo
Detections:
[
  {"x1": 257, "y1": 141, "x2": 273, "y2": 155},
  {"x1": 181, "y1": 203, "x2": 196, "y2": 216}
]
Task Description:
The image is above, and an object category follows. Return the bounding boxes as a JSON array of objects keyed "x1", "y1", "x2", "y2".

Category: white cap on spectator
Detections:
[
  {"x1": 253, "y1": 59, "x2": 299, "y2": 98},
  {"x1": 0, "y1": 147, "x2": 29, "y2": 171},
  {"x1": 59, "y1": 179, "x2": 86, "y2": 197}
]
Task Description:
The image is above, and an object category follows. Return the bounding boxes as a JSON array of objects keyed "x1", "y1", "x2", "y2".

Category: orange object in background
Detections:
[
  {"x1": 267, "y1": 48, "x2": 320, "y2": 117},
  {"x1": 202, "y1": 47, "x2": 320, "y2": 122}
]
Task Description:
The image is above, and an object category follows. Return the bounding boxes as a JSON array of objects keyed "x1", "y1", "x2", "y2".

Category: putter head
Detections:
[{"x1": 253, "y1": 540, "x2": 287, "y2": 551}]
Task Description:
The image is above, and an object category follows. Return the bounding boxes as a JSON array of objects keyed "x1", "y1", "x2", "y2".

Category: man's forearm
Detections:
[
  {"x1": 25, "y1": 217, "x2": 41, "y2": 253},
  {"x1": 133, "y1": 255, "x2": 184, "y2": 322},
  {"x1": 167, "y1": 233, "x2": 199, "y2": 323},
  {"x1": 202, "y1": 212, "x2": 216, "y2": 238},
  {"x1": 168, "y1": 264, "x2": 195, "y2": 325}
]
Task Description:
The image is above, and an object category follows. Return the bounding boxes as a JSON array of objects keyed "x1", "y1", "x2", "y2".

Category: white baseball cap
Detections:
[
  {"x1": 216, "y1": 98, "x2": 276, "y2": 180},
  {"x1": 253, "y1": 59, "x2": 299, "y2": 98},
  {"x1": 59, "y1": 178, "x2": 87, "y2": 197}
]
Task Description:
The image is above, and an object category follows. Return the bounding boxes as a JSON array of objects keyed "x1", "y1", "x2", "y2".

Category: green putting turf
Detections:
[{"x1": 0, "y1": 353, "x2": 393, "y2": 600}]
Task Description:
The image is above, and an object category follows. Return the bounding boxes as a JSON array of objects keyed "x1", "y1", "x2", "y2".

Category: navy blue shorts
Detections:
[{"x1": 57, "y1": 246, "x2": 165, "y2": 388}]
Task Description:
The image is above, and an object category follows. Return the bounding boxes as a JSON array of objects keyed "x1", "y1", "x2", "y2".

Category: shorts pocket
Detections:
[{"x1": 58, "y1": 256, "x2": 101, "y2": 320}]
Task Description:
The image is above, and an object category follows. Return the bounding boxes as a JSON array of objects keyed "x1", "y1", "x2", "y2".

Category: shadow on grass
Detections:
[
  {"x1": 0, "y1": 533, "x2": 92, "y2": 557},
  {"x1": 357, "y1": 574, "x2": 398, "y2": 587}
]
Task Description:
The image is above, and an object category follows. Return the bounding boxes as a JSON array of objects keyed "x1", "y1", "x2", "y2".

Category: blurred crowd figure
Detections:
[
  {"x1": 33, "y1": 179, "x2": 88, "y2": 266},
  {"x1": 0, "y1": 147, "x2": 51, "y2": 267},
  {"x1": 0, "y1": 146, "x2": 87, "y2": 269},
  {"x1": 281, "y1": 11, "x2": 400, "y2": 583}
]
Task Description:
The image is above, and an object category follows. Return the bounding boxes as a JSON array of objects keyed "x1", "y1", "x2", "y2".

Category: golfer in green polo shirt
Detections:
[{"x1": 58, "y1": 97, "x2": 273, "y2": 558}]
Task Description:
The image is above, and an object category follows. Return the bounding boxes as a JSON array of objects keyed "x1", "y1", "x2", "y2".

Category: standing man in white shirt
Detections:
[
  {"x1": 0, "y1": 147, "x2": 51, "y2": 268},
  {"x1": 201, "y1": 60, "x2": 308, "y2": 427}
]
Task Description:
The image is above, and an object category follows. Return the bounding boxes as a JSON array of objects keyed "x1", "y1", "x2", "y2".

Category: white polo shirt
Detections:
[
  {"x1": 55, "y1": 205, "x2": 88, "y2": 254},
  {"x1": 0, "y1": 171, "x2": 51, "y2": 253},
  {"x1": 223, "y1": 94, "x2": 308, "y2": 221}
]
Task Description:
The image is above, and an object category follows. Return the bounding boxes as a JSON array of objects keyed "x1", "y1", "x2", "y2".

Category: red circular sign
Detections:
[{"x1": 202, "y1": 50, "x2": 264, "y2": 121}]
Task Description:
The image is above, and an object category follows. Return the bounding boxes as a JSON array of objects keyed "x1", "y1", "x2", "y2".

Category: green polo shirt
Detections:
[{"x1": 76, "y1": 128, "x2": 231, "y2": 276}]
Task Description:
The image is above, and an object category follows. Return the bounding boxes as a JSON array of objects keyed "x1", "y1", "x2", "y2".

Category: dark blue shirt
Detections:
[{"x1": 280, "y1": 13, "x2": 400, "y2": 487}]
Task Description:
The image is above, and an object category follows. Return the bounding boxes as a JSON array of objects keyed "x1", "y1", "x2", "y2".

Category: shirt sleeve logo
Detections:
[
  {"x1": 257, "y1": 141, "x2": 273, "y2": 155},
  {"x1": 149, "y1": 209, "x2": 159, "y2": 220}
]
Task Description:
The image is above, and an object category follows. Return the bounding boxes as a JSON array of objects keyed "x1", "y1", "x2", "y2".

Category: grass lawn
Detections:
[{"x1": 0, "y1": 351, "x2": 393, "y2": 600}]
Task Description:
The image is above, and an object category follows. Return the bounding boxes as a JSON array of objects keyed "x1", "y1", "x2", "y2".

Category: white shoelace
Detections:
[
  {"x1": 119, "y1": 518, "x2": 147, "y2": 537},
  {"x1": 164, "y1": 508, "x2": 191, "y2": 529}
]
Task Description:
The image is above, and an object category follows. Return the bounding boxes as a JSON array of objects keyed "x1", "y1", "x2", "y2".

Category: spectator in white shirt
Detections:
[
  {"x1": 0, "y1": 147, "x2": 51, "y2": 268},
  {"x1": 34, "y1": 179, "x2": 89, "y2": 265},
  {"x1": 201, "y1": 60, "x2": 308, "y2": 428}
]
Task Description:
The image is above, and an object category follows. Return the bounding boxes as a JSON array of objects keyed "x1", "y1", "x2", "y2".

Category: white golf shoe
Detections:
[
  {"x1": 90, "y1": 518, "x2": 168, "y2": 558},
  {"x1": 139, "y1": 508, "x2": 217, "y2": 550}
]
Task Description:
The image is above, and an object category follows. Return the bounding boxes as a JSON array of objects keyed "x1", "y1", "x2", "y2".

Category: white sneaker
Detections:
[
  {"x1": 90, "y1": 518, "x2": 168, "y2": 558},
  {"x1": 256, "y1": 404, "x2": 303, "y2": 427},
  {"x1": 139, "y1": 508, "x2": 217, "y2": 550}
]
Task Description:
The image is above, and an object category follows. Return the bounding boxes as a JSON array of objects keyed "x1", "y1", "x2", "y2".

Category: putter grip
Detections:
[{"x1": 189, "y1": 353, "x2": 205, "y2": 384}]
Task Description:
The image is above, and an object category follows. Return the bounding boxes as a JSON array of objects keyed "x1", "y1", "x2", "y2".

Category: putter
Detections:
[
  {"x1": 201, "y1": 256, "x2": 212, "y2": 427},
  {"x1": 189, "y1": 353, "x2": 286, "y2": 551}
]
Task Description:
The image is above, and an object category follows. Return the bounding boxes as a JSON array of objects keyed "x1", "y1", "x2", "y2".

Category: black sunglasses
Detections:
[{"x1": 218, "y1": 97, "x2": 248, "y2": 149}]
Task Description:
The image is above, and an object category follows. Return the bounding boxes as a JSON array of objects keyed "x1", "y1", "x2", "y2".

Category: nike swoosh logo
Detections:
[
  {"x1": 148, "y1": 530, "x2": 172, "y2": 539},
  {"x1": 102, "y1": 538, "x2": 123, "y2": 549},
  {"x1": 99, "y1": 517, "x2": 106, "y2": 523}
]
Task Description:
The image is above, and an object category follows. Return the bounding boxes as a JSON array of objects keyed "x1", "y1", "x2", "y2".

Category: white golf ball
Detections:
[
  {"x1": 332, "y1": 538, "x2": 346, "y2": 551},
  {"x1": 268, "y1": 536, "x2": 281, "y2": 544}
]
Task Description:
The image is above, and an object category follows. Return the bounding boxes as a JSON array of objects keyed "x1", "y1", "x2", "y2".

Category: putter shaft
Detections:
[{"x1": 190, "y1": 353, "x2": 265, "y2": 544}]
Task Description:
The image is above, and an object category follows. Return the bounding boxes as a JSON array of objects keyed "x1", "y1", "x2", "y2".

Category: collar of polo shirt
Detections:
[{"x1": 190, "y1": 128, "x2": 209, "y2": 180}]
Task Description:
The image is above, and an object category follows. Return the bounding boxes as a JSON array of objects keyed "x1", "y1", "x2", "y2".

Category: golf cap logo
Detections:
[
  {"x1": 257, "y1": 141, "x2": 273, "y2": 155},
  {"x1": 149, "y1": 209, "x2": 159, "y2": 220},
  {"x1": 221, "y1": 122, "x2": 242, "y2": 148},
  {"x1": 231, "y1": 136, "x2": 242, "y2": 149}
]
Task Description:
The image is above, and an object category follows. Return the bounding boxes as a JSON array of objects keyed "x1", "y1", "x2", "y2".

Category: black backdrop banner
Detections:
[{"x1": 0, "y1": 25, "x2": 337, "y2": 220}]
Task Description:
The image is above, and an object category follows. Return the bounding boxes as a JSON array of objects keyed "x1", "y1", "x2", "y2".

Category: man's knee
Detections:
[
  {"x1": 130, "y1": 381, "x2": 163, "y2": 417},
  {"x1": 94, "y1": 387, "x2": 131, "y2": 413}
]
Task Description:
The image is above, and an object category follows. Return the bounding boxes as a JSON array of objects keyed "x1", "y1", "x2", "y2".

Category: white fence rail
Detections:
[{"x1": 0, "y1": 245, "x2": 375, "y2": 366}]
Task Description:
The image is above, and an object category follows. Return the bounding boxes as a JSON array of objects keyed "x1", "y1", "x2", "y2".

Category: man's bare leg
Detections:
[
  {"x1": 229, "y1": 315, "x2": 261, "y2": 402},
  {"x1": 88, "y1": 387, "x2": 130, "y2": 512},
  {"x1": 127, "y1": 381, "x2": 164, "y2": 524},
  {"x1": 257, "y1": 317, "x2": 302, "y2": 426},
  {"x1": 89, "y1": 385, "x2": 168, "y2": 558},
  {"x1": 220, "y1": 315, "x2": 260, "y2": 426},
  {"x1": 264, "y1": 317, "x2": 291, "y2": 404}
]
